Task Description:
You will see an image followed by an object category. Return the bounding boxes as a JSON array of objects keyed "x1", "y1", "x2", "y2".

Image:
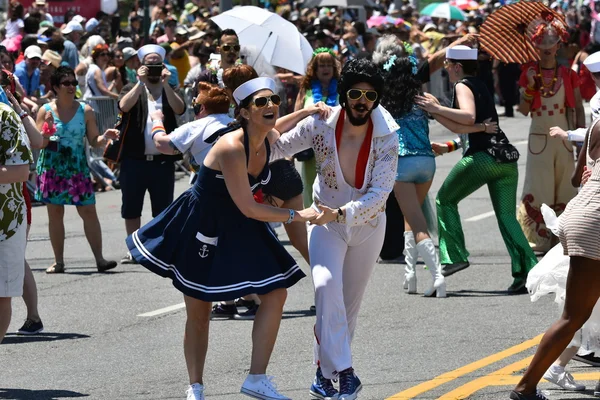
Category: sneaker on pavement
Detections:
[
  {"x1": 509, "y1": 390, "x2": 549, "y2": 400},
  {"x1": 186, "y1": 383, "x2": 205, "y2": 400},
  {"x1": 120, "y1": 252, "x2": 138, "y2": 264},
  {"x1": 234, "y1": 304, "x2": 259, "y2": 320},
  {"x1": 573, "y1": 352, "x2": 600, "y2": 367},
  {"x1": 338, "y1": 368, "x2": 362, "y2": 400},
  {"x1": 594, "y1": 379, "x2": 600, "y2": 397},
  {"x1": 17, "y1": 319, "x2": 44, "y2": 335},
  {"x1": 241, "y1": 374, "x2": 291, "y2": 400},
  {"x1": 211, "y1": 303, "x2": 237, "y2": 319},
  {"x1": 543, "y1": 366, "x2": 585, "y2": 391},
  {"x1": 235, "y1": 298, "x2": 256, "y2": 309},
  {"x1": 310, "y1": 367, "x2": 339, "y2": 399}
]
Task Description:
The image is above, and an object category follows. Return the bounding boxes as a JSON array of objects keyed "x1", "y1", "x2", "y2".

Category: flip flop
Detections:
[{"x1": 46, "y1": 262, "x2": 65, "y2": 274}]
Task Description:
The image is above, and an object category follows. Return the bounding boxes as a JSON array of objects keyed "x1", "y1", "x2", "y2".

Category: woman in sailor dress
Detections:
[{"x1": 126, "y1": 77, "x2": 318, "y2": 400}]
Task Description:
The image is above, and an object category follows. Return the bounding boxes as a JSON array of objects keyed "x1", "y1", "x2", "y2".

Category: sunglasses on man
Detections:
[
  {"x1": 221, "y1": 45, "x2": 241, "y2": 53},
  {"x1": 346, "y1": 89, "x2": 378, "y2": 102}
]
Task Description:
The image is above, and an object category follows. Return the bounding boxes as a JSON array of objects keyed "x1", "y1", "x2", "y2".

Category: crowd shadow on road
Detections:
[
  {"x1": 2, "y1": 332, "x2": 90, "y2": 345},
  {"x1": 0, "y1": 388, "x2": 89, "y2": 399}
]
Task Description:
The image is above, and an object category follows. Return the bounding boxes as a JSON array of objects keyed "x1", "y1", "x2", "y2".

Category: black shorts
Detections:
[
  {"x1": 120, "y1": 157, "x2": 175, "y2": 219},
  {"x1": 262, "y1": 159, "x2": 303, "y2": 202}
]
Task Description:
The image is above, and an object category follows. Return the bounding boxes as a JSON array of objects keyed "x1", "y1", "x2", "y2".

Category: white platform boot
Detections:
[
  {"x1": 403, "y1": 231, "x2": 417, "y2": 294},
  {"x1": 417, "y1": 239, "x2": 446, "y2": 298}
]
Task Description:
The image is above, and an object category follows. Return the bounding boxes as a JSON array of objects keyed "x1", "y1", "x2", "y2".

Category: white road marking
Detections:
[
  {"x1": 138, "y1": 302, "x2": 185, "y2": 317},
  {"x1": 465, "y1": 211, "x2": 496, "y2": 222},
  {"x1": 513, "y1": 140, "x2": 528, "y2": 146}
]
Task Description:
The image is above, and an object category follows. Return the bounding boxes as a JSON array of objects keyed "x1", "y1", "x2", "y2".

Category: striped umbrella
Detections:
[
  {"x1": 480, "y1": 1, "x2": 565, "y2": 64},
  {"x1": 420, "y1": 3, "x2": 466, "y2": 20}
]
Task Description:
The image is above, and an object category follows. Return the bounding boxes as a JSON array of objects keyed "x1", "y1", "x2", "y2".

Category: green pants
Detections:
[
  {"x1": 436, "y1": 152, "x2": 537, "y2": 280},
  {"x1": 301, "y1": 157, "x2": 317, "y2": 208}
]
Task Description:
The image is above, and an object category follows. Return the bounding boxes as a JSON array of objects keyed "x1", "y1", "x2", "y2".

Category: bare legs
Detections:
[
  {"x1": 393, "y1": 180, "x2": 433, "y2": 243},
  {"x1": 281, "y1": 194, "x2": 310, "y2": 264},
  {"x1": 183, "y1": 295, "x2": 212, "y2": 385},
  {"x1": 46, "y1": 204, "x2": 111, "y2": 268},
  {"x1": 250, "y1": 288, "x2": 287, "y2": 374},
  {"x1": 47, "y1": 204, "x2": 65, "y2": 264},
  {"x1": 125, "y1": 217, "x2": 141, "y2": 237},
  {"x1": 183, "y1": 288, "x2": 287, "y2": 383},
  {"x1": 514, "y1": 257, "x2": 600, "y2": 394},
  {"x1": 0, "y1": 297, "x2": 11, "y2": 343},
  {"x1": 22, "y1": 261, "x2": 40, "y2": 321},
  {"x1": 76, "y1": 204, "x2": 110, "y2": 264}
]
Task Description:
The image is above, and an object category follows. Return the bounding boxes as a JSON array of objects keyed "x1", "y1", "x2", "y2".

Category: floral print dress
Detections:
[{"x1": 35, "y1": 102, "x2": 95, "y2": 206}]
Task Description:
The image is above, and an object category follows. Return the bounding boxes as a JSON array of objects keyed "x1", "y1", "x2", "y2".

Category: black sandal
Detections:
[{"x1": 46, "y1": 262, "x2": 65, "y2": 274}]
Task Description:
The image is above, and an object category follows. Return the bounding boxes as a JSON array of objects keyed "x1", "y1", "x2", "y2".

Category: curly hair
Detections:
[
  {"x1": 377, "y1": 55, "x2": 421, "y2": 118},
  {"x1": 196, "y1": 82, "x2": 230, "y2": 115},
  {"x1": 300, "y1": 52, "x2": 340, "y2": 91},
  {"x1": 222, "y1": 64, "x2": 259, "y2": 94},
  {"x1": 338, "y1": 58, "x2": 383, "y2": 108},
  {"x1": 372, "y1": 34, "x2": 408, "y2": 65}
]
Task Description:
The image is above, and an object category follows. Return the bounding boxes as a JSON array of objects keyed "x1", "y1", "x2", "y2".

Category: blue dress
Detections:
[{"x1": 126, "y1": 129, "x2": 305, "y2": 301}]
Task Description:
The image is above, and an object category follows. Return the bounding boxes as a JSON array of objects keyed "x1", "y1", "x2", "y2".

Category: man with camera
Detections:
[{"x1": 114, "y1": 45, "x2": 185, "y2": 264}]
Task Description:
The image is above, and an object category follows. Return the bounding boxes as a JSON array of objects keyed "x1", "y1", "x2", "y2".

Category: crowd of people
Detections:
[{"x1": 3, "y1": 0, "x2": 600, "y2": 399}]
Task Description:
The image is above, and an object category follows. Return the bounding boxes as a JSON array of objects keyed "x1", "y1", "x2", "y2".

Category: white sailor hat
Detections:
[
  {"x1": 138, "y1": 44, "x2": 166, "y2": 62},
  {"x1": 233, "y1": 77, "x2": 276, "y2": 105},
  {"x1": 584, "y1": 51, "x2": 600, "y2": 73},
  {"x1": 446, "y1": 45, "x2": 478, "y2": 60}
]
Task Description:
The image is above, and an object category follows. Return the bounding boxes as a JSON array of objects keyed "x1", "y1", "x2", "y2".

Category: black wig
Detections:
[{"x1": 337, "y1": 58, "x2": 384, "y2": 109}]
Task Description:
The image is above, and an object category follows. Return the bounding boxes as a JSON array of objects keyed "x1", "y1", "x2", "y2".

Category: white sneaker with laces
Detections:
[
  {"x1": 241, "y1": 374, "x2": 291, "y2": 400},
  {"x1": 543, "y1": 366, "x2": 585, "y2": 391},
  {"x1": 186, "y1": 383, "x2": 205, "y2": 400}
]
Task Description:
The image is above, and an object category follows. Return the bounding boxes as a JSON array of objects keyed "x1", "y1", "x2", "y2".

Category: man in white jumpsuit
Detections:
[{"x1": 272, "y1": 58, "x2": 399, "y2": 400}]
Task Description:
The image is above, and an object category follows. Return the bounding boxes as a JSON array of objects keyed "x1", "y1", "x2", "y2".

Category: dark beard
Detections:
[
  {"x1": 148, "y1": 77, "x2": 161, "y2": 84},
  {"x1": 344, "y1": 102, "x2": 373, "y2": 126}
]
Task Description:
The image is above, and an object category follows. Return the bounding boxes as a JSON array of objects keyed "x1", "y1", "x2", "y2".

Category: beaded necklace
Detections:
[{"x1": 537, "y1": 64, "x2": 558, "y2": 97}]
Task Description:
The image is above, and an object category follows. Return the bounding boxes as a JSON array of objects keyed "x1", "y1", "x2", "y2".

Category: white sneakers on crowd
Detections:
[
  {"x1": 543, "y1": 365, "x2": 585, "y2": 391},
  {"x1": 186, "y1": 383, "x2": 205, "y2": 400},
  {"x1": 241, "y1": 374, "x2": 291, "y2": 399}
]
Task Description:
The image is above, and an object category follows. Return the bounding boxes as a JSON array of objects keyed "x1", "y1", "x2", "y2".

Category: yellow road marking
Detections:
[
  {"x1": 439, "y1": 356, "x2": 533, "y2": 399},
  {"x1": 386, "y1": 334, "x2": 543, "y2": 399}
]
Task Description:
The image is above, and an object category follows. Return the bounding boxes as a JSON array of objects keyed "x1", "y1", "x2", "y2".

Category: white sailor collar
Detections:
[{"x1": 324, "y1": 105, "x2": 399, "y2": 138}]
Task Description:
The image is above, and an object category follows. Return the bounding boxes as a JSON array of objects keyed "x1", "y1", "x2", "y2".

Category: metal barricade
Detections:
[{"x1": 82, "y1": 97, "x2": 120, "y2": 190}]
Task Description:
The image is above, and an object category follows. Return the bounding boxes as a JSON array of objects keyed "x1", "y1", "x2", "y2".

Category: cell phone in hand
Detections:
[{"x1": 147, "y1": 65, "x2": 163, "y2": 77}]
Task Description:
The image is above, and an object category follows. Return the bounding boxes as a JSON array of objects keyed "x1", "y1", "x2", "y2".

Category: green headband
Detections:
[{"x1": 313, "y1": 47, "x2": 336, "y2": 58}]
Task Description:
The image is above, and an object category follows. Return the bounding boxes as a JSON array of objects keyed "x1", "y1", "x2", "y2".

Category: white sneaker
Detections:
[
  {"x1": 186, "y1": 383, "x2": 205, "y2": 400},
  {"x1": 543, "y1": 367, "x2": 585, "y2": 391},
  {"x1": 241, "y1": 374, "x2": 291, "y2": 400}
]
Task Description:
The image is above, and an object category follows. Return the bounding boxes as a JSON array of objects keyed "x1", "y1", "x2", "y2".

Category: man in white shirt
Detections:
[{"x1": 271, "y1": 58, "x2": 399, "y2": 400}]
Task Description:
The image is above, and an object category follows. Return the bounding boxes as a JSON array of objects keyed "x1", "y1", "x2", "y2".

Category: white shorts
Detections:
[{"x1": 0, "y1": 222, "x2": 26, "y2": 297}]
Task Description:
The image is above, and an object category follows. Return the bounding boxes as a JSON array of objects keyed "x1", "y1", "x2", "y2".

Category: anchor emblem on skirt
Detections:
[{"x1": 199, "y1": 245, "x2": 209, "y2": 258}]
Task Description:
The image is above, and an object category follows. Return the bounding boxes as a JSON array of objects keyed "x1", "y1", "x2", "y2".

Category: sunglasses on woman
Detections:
[
  {"x1": 253, "y1": 94, "x2": 281, "y2": 108},
  {"x1": 60, "y1": 80, "x2": 79, "y2": 87},
  {"x1": 346, "y1": 89, "x2": 378, "y2": 102},
  {"x1": 221, "y1": 45, "x2": 241, "y2": 53}
]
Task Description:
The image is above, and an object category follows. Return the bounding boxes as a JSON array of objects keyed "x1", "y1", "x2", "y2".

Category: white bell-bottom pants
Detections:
[{"x1": 309, "y1": 214, "x2": 386, "y2": 380}]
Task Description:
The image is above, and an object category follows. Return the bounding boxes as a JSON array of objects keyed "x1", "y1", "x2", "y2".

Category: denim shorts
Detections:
[{"x1": 395, "y1": 155, "x2": 436, "y2": 184}]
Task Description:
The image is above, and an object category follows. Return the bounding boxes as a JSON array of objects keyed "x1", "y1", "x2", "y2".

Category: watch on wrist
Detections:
[{"x1": 336, "y1": 208, "x2": 346, "y2": 223}]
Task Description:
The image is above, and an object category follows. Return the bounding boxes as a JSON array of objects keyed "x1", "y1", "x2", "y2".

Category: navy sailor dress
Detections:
[{"x1": 126, "y1": 128, "x2": 305, "y2": 301}]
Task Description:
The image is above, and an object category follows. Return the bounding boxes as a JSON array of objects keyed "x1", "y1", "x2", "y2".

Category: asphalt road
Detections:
[{"x1": 2, "y1": 109, "x2": 599, "y2": 400}]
